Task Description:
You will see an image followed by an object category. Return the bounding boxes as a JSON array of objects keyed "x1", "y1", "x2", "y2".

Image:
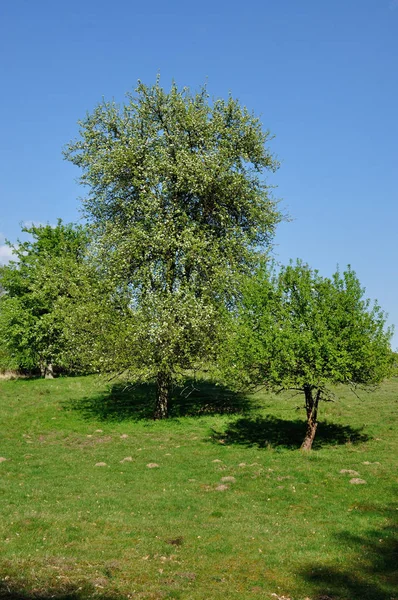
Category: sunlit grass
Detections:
[{"x1": 0, "y1": 375, "x2": 397, "y2": 599}]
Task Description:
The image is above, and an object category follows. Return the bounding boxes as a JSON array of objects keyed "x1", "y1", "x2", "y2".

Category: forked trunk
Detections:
[
  {"x1": 40, "y1": 362, "x2": 54, "y2": 379},
  {"x1": 301, "y1": 386, "x2": 320, "y2": 451},
  {"x1": 154, "y1": 371, "x2": 171, "y2": 420}
]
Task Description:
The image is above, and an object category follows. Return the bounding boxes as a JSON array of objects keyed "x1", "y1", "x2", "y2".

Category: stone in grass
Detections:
[
  {"x1": 350, "y1": 478, "x2": 367, "y2": 485},
  {"x1": 212, "y1": 459, "x2": 222, "y2": 463},
  {"x1": 146, "y1": 463, "x2": 159, "y2": 468},
  {"x1": 340, "y1": 469, "x2": 359, "y2": 476},
  {"x1": 120, "y1": 457, "x2": 133, "y2": 463},
  {"x1": 95, "y1": 462, "x2": 107, "y2": 467},
  {"x1": 221, "y1": 476, "x2": 236, "y2": 483},
  {"x1": 0, "y1": 457, "x2": 7, "y2": 463},
  {"x1": 215, "y1": 484, "x2": 229, "y2": 491}
]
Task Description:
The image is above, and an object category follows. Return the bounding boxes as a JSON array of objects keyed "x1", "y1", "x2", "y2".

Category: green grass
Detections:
[{"x1": 0, "y1": 375, "x2": 397, "y2": 600}]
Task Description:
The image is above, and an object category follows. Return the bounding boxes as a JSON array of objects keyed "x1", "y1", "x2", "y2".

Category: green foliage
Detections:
[
  {"x1": 224, "y1": 261, "x2": 393, "y2": 390},
  {"x1": 390, "y1": 351, "x2": 398, "y2": 376},
  {"x1": 64, "y1": 80, "x2": 282, "y2": 409},
  {"x1": 0, "y1": 221, "x2": 90, "y2": 375},
  {"x1": 0, "y1": 344, "x2": 19, "y2": 372},
  {"x1": 59, "y1": 269, "x2": 135, "y2": 375},
  {"x1": 222, "y1": 261, "x2": 393, "y2": 447}
]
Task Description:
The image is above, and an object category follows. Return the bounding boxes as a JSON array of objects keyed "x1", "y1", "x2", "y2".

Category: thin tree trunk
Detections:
[
  {"x1": 301, "y1": 386, "x2": 320, "y2": 451},
  {"x1": 154, "y1": 371, "x2": 171, "y2": 420},
  {"x1": 44, "y1": 363, "x2": 54, "y2": 379},
  {"x1": 40, "y1": 361, "x2": 54, "y2": 379}
]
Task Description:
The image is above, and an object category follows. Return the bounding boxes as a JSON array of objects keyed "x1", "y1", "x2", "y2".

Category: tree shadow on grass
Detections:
[
  {"x1": 67, "y1": 379, "x2": 255, "y2": 422},
  {"x1": 300, "y1": 505, "x2": 398, "y2": 600},
  {"x1": 211, "y1": 415, "x2": 370, "y2": 449}
]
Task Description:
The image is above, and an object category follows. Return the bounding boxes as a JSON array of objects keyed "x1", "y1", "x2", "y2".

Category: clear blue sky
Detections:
[{"x1": 1, "y1": 0, "x2": 397, "y2": 346}]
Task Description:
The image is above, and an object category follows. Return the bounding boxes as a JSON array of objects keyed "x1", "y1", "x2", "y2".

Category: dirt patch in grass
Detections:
[
  {"x1": 0, "y1": 371, "x2": 29, "y2": 380},
  {"x1": 215, "y1": 484, "x2": 229, "y2": 491},
  {"x1": 340, "y1": 469, "x2": 360, "y2": 475},
  {"x1": 64, "y1": 434, "x2": 114, "y2": 447}
]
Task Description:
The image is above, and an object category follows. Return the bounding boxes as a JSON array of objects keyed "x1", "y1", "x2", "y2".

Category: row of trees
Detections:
[
  {"x1": 0, "y1": 221, "x2": 133, "y2": 377},
  {"x1": 0, "y1": 81, "x2": 393, "y2": 449},
  {"x1": 0, "y1": 221, "x2": 90, "y2": 377}
]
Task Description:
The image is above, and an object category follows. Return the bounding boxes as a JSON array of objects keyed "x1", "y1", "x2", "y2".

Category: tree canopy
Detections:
[
  {"x1": 64, "y1": 80, "x2": 282, "y2": 417},
  {"x1": 0, "y1": 221, "x2": 90, "y2": 376},
  {"x1": 222, "y1": 261, "x2": 393, "y2": 449}
]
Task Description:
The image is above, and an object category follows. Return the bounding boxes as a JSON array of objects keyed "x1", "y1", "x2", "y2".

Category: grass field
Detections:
[{"x1": 0, "y1": 375, "x2": 397, "y2": 600}]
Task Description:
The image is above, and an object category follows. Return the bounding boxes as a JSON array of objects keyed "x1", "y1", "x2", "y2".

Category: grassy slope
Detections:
[{"x1": 0, "y1": 375, "x2": 397, "y2": 600}]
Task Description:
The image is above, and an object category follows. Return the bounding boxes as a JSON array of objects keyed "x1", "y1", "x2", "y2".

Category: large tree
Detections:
[
  {"x1": 64, "y1": 80, "x2": 282, "y2": 418},
  {"x1": 0, "y1": 221, "x2": 90, "y2": 376},
  {"x1": 222, "y1": 261, "x2": 393, "y2": 450}
]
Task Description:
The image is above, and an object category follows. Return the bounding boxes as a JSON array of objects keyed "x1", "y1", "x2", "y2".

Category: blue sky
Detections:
[{"x1": 1, "y1": 0, "x2": 397, "y2": 346}]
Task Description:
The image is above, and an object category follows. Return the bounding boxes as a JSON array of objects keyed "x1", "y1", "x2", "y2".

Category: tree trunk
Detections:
[
  {"x1": 154, "y1": 371, "x2": 171, "y2": 420},
  {"x1": 44, "y1": 363, "x2": 54, "y2": 379},
  {"x1": 301, "y1": 386, "x2": 320, "y2": 451},
  {"x1": 40, "y1": 362, "x2": 54, "y2": 379}
]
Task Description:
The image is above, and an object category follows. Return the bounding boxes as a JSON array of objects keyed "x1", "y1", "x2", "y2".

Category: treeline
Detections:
[
  {"x1": 0, "y1": 219, "x2": 393, "y2": 449},
  {"x1": 0, "y1": 220, "x2": 132, "y2": 378},
  {"x1": 0, "y1": 80, "x2": 394, "y2": 449}
]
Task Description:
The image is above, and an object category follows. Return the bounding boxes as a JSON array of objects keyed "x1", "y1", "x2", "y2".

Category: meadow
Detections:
[{"x1": 0, "y1": 375, "x2": 397, "y2": 600}]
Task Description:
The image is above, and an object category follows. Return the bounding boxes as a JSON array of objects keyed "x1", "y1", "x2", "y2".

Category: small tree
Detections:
[
  {"x1": 0, "y1": 221, "x2": 90, "y2": 376},
  {"x1": 64, "y1": 79, "x2": 282, "y2": 418},
  {"x1": 222, "y1": 261, "x2": 393, "y2": 450}
]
